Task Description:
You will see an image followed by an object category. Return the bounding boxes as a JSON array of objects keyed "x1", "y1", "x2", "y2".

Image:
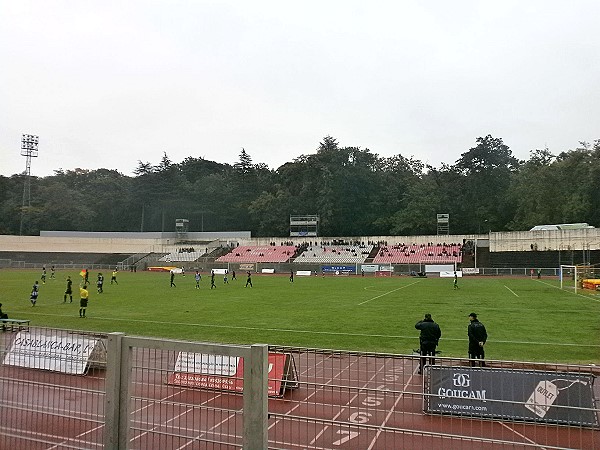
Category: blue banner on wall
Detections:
[{"x1": 322, "y1": 265, "x2": 356, "y2": 274}]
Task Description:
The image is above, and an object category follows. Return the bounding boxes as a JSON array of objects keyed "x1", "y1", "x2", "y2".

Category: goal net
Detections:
[{"x1": 560, "y1": 264, "x2": 600, "y2": 293}]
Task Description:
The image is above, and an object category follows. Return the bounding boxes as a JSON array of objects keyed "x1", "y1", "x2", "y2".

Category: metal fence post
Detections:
[
  {"x1": 117, "y1": 337, "x2": 133, "y2": 449},
  {"x1": 243, "y1": 344, "x2": 268, "y2": 449},
  {"x1": 104, "y1": 332, "x2": 124, "y2": 449}
]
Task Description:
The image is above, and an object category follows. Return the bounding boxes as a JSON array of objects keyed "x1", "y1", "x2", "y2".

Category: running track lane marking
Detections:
[
  {"x1": 308, "y1": 356, "x2": 390, "y2": 447},
  {"x1": 25, "y1": 312, "x2": 600, "y2": 347},
  {"x1": 267, "y1": 353, "x2": 336, "y2": 426},
  {"x1": 497, "y1": 421, "x2": 547, "y2": 449},
  {"x1": 357, "y1": 280, "x2": 422, "y2": 305},
  {"x1": 504, "y1": 285, "x2": 519, "y2": 297},
  {"x1": 365, "y1": 364, "x2": 418, "y2": 450},
  {"x1": 46, "y1": 425, "x2": 104, "y2": 449},
  {"x1": 269, "y1": 356, "x2": 358, "y2": 449}
]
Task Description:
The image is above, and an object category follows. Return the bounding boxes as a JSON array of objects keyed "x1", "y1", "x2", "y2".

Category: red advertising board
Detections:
[{"x1": 167, "y1": 352, "x2": 290, "y2": 397}]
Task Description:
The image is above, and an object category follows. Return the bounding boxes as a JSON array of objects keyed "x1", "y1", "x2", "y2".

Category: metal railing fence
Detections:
[{"x1": 1, "y1": 328, "x2": 598, "y2": 449}]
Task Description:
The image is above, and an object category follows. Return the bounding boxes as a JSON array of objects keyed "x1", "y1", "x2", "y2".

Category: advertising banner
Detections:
[
  {"x1": 3, "y1": 330, "x2": 103, "y2": 375},
  {"x1": 440, "y1": 271, "x2": 461, "y2": 278},
  {"x1": 322, "y1": 265, "x2": 356, "y2": 274},
  {"x1": 361, "y1": 264, "x2": 379, "y2": 273},
  {"x1": 168, "y1": 352, "x2": 295, "y2": 397},
  {"x1": 296, "y1": 270, "x2": 312, "y2": 276},
  {"x1": 425, "y1": 366, "x2": 598, "y2": 427}
]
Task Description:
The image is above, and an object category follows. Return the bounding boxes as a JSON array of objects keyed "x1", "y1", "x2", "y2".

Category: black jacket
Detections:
[
  {"x1": 415, "y1": 319, "x2": 441, "y2": 345},
  {"x1": 468, "y1": 319, "x2": 487, "y2": 344}
]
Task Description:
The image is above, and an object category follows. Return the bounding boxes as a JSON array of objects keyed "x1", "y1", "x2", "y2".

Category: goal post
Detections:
[{"x1": 560, "y1": 264, "x2": 600, "y2": 293}]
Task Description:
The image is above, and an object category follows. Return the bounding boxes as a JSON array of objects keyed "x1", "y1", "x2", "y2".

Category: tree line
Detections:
[{"x1": 1, "y1": 135, "x2": 599, "y2": 237}]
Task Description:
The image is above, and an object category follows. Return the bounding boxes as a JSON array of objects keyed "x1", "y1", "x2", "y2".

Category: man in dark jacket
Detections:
[
  {"x1": 468, "y1": 312, "x2": 488, "y2": 367},
  {"x1": 415, "y1": 313, "x2": 441, "y2": 374}
]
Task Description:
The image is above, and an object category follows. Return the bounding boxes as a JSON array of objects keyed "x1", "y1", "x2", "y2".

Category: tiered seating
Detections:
[
  {"x1": 372, "y1": 243, "x2": 462, "y2": 264},
  {"x1": 216, "y1": 246, "x2": 296, "y2": 263},
  {"x1": 159, "y1": 251, "x2": 204, "y2": 262},
  {"x1": 294, "y1": 245, "x2": 373, "y2": 263}
]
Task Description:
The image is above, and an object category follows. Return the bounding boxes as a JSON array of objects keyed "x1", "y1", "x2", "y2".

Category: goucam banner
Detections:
[{"x1": 425, "y1": 366, "x2": 598, "y2": 427}]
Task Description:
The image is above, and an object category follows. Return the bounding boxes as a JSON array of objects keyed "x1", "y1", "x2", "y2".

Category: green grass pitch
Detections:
[{"x1": 1, "y1": 269, "x2": 599, "y2": 364}]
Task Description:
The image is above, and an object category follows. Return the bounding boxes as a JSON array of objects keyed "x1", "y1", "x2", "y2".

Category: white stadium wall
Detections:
[
  {"x1": 0, "y1": 229, "x2": 598, "y2": 254},
  {"x1": 490, "y1": 229, "x2": 600, "y2": 252}
]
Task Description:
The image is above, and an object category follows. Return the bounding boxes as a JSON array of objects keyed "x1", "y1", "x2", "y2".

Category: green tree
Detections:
[{"x1": 453, "y1": 135, "x2": 521, "y2": 232}]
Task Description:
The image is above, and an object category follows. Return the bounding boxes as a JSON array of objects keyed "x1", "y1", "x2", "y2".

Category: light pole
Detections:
[{"x1": 20, "y1": 134, "x2": 39, "y2": 235}]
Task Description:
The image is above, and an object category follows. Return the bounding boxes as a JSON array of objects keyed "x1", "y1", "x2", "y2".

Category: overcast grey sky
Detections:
[{"x1": 1, "y1": 0, "x2": 599, "y2": 177}]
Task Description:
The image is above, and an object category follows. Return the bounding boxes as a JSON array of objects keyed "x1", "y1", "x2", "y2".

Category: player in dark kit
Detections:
[
  {"x1": 64, "y1": 276, "x2": 73, "y2": 303},
  {"x1": 97, "y1": 273, "x2": 104, "y2": 293},
  {"x1": 245, "y1": 271, "x2": 253, "y2": 288},
  {"x1": 30, "y1": 281, "x2": 39, "y2": 306}
]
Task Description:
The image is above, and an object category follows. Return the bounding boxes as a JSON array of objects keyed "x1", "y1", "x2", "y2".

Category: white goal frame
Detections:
[{"x1": 560, "y1": 264, "x2": 600, "y2": 293}]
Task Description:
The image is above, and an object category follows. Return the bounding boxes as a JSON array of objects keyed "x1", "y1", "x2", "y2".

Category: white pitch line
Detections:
[
  {"x1": 503, "y1": 285, "x2": 519, "y2": 297},
  {"x1": 358, "y1": 280, "x2": 422, "y2": 305},
  {"x1": 536, "y1": 279, "x2": 600, "y2": 303},
  {"x1": 24, "y1": 312, "x2": 600, "y2": 347}
]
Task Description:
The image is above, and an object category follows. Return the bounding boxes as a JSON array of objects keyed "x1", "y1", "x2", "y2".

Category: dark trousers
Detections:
[
  {"x1": 469, "y1": 344, "x2": 486, "y2": 367},
  {"x1": 419, "y1": 342, "x2": 437, "y2": 373}
]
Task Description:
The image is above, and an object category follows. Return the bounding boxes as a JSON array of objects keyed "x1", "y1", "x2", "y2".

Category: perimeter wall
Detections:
[{"x1": 1, "y1": 228, "x2": 599, "y2": 256}]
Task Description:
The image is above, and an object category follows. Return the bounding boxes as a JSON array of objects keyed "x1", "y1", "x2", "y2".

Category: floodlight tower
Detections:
[{"x1": 19, "y1": 134, "x2": 39, "y2": 235}]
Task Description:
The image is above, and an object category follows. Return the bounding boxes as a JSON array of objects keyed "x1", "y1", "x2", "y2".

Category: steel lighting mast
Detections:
[{"x1": 19, "y1": 134, "x2": 39, "y2": 235}]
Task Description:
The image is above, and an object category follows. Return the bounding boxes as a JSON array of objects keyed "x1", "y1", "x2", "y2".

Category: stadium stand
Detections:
[
  {"x1": 294, "y1": 244, "x2": 373, "y2": 263},
  {"x1": 159, "y1": 251, "x2": 205, "y2": 262},
  {"x1": 216, "y1": 246, "x2": 297, "y2": 263},
  {"x1": 372, "y1": 243, "x2": 462, "y2": 264}
]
